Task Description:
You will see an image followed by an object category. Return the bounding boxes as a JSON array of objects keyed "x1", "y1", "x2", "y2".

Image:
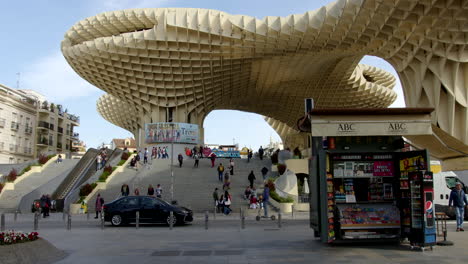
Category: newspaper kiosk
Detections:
[{"x1": 308, "y1": 108, "x2": 436, "y2": 248}]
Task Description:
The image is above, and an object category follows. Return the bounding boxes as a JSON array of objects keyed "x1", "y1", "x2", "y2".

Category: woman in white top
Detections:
[{"x1": 229, "y1": 158, "x2": 235, "y2": 175}]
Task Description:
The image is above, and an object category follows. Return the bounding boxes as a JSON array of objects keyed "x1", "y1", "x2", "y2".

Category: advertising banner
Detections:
[{"x1": 145, "y1": 122, "x2": 199, "y2": 144}]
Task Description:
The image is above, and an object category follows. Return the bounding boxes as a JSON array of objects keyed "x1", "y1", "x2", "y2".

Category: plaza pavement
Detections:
[{"x1": 1, "y1": 213, "x2": 468, "y2": 264}]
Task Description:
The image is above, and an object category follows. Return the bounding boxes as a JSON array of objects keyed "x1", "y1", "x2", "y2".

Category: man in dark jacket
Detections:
[
  {"x1": 449, "y1": 182, "x2": 468, "y2": 231},
  {"x1": 248, "y1": 171, "x2": 256, "y2": 188}
]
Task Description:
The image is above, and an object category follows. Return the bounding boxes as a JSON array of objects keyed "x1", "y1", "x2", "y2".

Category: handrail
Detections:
[
  {"x1": 52, "y1": 148, "x2": 98, "y2": 200},
  {"x1": 64, "y1": 149, "x2": 123, "y2": 209}
]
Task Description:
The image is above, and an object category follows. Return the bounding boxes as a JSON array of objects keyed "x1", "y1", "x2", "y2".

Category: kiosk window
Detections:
[{"x1": 440, "y1": 194, "x2": 443, "y2": 200}]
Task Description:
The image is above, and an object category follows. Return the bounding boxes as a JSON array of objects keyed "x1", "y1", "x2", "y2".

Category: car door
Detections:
[
  {"x1": 141, "y1": 197, "x2": 160, "y2": 222},
  {"x1": 120, "y1": 197, "x2": 139, "y2": 222}
]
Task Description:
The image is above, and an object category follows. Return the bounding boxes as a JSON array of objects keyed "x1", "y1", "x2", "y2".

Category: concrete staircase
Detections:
[
  {"x1": 87, "y1": 157, "x2": 271, "y2": 213},
  {"x1": 0, "y1": 159, "x2": 79, "y2": 213}
]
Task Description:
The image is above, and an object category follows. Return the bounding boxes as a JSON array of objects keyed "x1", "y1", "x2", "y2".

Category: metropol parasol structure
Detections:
[{"x1": 62, "y1": 0, "x2": 468, "y2": 170}]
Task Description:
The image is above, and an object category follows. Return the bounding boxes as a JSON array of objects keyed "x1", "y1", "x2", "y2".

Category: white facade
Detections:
[{"x1": 0, "y1": 84, "x2": 80, "y2": 164}]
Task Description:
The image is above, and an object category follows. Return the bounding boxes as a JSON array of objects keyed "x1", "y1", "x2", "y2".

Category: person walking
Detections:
[
  {"x1": 156, "y1": 184, "x2": 163, "y2": 198},
  {"x1": 247, "y1": 150, "x2": 252, "y2": 163},
  {"x1": 210, "y1": 153, "x2": 216, "y2": 167},
  {"x1": 263, "y1": 183, "x2": 270, "y2": 217},
  {"x1": 143, "y1": 148, "x2": 148, "y2": 164},
  {"x1": 248, "y1": 170, "x2": 256, "y2": 188},
  {"x1": 194, "y1": 154, "x2": 199, "y2": 168},
  {"x1": 135, "y1": 153, "x2": 141, "y2": 170},
  {"x1": 449, "y1": 182, "x2": 468, "y2": 231},
  {"x1": 258, "y1": 146, "x2": 264, "y2": 160},
  {"x1": 213, "y1": 188, "x2": 219, "y2": 212},
  {"x1": 96, "y1": 155, "x2": 102, "y2": 171},
  {"x1": 95, "y1": 194, "x2": 104, "y2": 219},
  {"x1": 178, "y1": 153, "x2": 183, "y2": 167},
  {"x1": 261, "y1": 166, "x2": 269, "y2": 180},
  {"x1": 217, "y1": 163, "x2": 225, "y2": 182},
  {"x1": 147, "y1": 184, "x2": 155, "y2": 196},
  {"x1": 57, "y1": 154, "x2": 63, "y2": 164},
  {"x1": 134, "y1": 188, "x2": 140, "y2": 196},
  {"x1": 229, "y1": 158, "x2": 235, "y2": 175}
]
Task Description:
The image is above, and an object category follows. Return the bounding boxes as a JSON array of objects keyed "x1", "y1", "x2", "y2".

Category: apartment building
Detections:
[
  {"x1": 0, "y1": 84, "x2": 80, "y2": 164},
  {"x1": 0, "y1": 85, "x2": 37, "y2": 163}
]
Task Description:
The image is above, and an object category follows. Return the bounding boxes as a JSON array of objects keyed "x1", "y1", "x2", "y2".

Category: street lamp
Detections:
[{"x1": 170, "y1": 122, "x2": 175, "y2": 204}]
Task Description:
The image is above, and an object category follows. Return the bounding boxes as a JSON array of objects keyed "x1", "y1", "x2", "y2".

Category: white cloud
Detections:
[{"x1": 21, "y1": 51, "x2": 99, "y2": 102}]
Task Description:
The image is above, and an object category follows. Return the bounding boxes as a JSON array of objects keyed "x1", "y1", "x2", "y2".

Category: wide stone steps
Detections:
[{"x1": 86, "y1": 157, "x2": 271, "y2": 213}]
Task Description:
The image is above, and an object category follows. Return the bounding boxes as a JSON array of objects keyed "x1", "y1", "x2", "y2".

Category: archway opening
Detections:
[
  {"x1": 359, "y1": 55, "x2": 406, "y2": 108},
  {"x1": 203, "y1": 110, "x2": 283, "y2": 153}
]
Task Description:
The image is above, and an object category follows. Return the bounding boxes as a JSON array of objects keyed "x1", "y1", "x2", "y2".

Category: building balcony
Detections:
[
  {"x1": 23, "y1": 147, "x2": 32, "y2": 155},
  {"x1": 58, "y1": 127, "x2": 64, "y2": 134},
  {"x1": 37, "y1": 121, "x2": 50, "y2": 130},
  {"x1": 57, "y1": 142, "x2": 62, "y2": 149},
  {"x1": 37, "y1": 138, "x2": 48, "y2": 146},
  {"x1": 25, "y1": 126, "x2": 33, "y2": 134},
  {"x1": 0, "y1": 118, "x2": 5, "y2": 128},
  {"x1": 67, "y1": 114, "x2": 80, "y2": 124},
  {"x1": 49, "y1": 124, "x2": 54, "y2": 131},
  {"x1": 72, "y1": 132, "x2": 79, "y2": 139},
  {"x1": 9, "y1": 144, "x2": 19, "y2": 153},
  {"x1": 10, "y1": 121, "x2": 19, "y2": 131},
  {"x1": 0, "y1": 142, "x2": 4, "y2": 150}
]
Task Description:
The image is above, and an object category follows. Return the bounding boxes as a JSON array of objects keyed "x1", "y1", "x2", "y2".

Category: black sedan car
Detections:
[{"x1": 103, "y1": 196, "x2": 193, "y2": 226}]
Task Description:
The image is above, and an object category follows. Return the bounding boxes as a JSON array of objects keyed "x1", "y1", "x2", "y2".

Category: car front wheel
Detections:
[
  {"x1": 166, "y1": 214, "x2": 177, "y2": 226},
  {"x1": 111, "y1": 214, "x2": 123, "y2": 226}
]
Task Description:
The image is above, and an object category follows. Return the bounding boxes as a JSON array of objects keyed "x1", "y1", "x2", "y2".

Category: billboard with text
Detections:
[{"x1": 145, "y1": 122, "x2": 199, "y2": 144}]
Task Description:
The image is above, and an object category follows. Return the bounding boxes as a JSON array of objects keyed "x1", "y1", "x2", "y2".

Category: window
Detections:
[
  {"x1": 142, "y1": 197, "x2": 161, "y2": 207},
  {"x1": 124, "y1": 197, "x2": 139, "y2": 206},
  {"x1": 445, "y1": 177, "x2": 464, "y2": 189}
]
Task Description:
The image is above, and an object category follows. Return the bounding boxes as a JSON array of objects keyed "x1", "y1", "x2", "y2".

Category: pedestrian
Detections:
[
  {"x1": 263, "y1": 183, "x2": 270, "y2": 217},
  {"x1": 134, "y1": 188, "x2": 140, "y2": 196},
  {"x1": 247, "y1": 150, "x2": 252, "y2": 163},
  {"x1": 223, "y1": 191, "x2": 232, "y2": 215},
  {"x1": 223, "y1": 172, "x2": 231, "y2": 191},
  {"x1": 449, "y1": 182, "x2": 468, "y2": 231},
  {"x1": 229, "y1": 158, "x2": 235, "y2": 175},
  {"x1": 121, "y1": 184, "x2": 129, "y2": 196},
  {"x1": 261, "y1": 166, "x2": 269, "y2": 180},
  {"x1": 96, "y1": 155, "x2": 102, "y2": 171},
  {"x1": 45, "y1": 194, "x2": 51, "y2": 216},
  {"x1": 243, "y1": 186, "x2": 252, "y2": 200},
  {"x1": 248, "y1": 170, "x2": 256, "y2": 188},
  {"x1": 40, "y1": 195, "x2": 47, "y2": 218},
  {"x1": 144, "y1": 148, "x2": 148, "y2": 164},
  {"x1": 95, "y1": 193, "x2": 104, "y2": 219},
  {"x1": 178, "y1": 153, "x2": 183, "y2": 167},
  {"x1": 130, "y1": 156, "x2": 137, "y2": 170},
  {"x1": 147, "y1": 184, "x2": 155, "y2": 196},
  {"x1": 57, "y1": 154, "x2": 63, "y2": 163},
  {"x1": 213, "y1": 188, "x2": 219, "y2": 211},
  {"x1": 210, "y1": 153, "x2": 216, "y2": 167},
  {"x1": 156, "y1": 184, "x2": 162, "y2": 198},
  {"x1": 258, "y1": 146, "x2": 264, "y2": 160},
  {"x1": 194, "y1": 154, "x2": 199, "y2": 168},
  {"x1": 217, "y1": 163, "x2": 225, "y2": 182},
  {"x1": 135, "y1": 152, "x2": 141, "y2": 170}
]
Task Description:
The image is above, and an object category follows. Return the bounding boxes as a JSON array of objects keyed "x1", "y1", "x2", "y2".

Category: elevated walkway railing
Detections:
[{"x1": 53, "y1": 148, "x2": 99, "y2": 211}]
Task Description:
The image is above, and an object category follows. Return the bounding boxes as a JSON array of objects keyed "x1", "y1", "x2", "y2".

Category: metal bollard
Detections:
[
  {"x1": 213, "y1": 206, "x2": 216, "y2": 220},
  {"x1": 87, "y1": 209, "x2": 90, "y2": 220},
  {"x1": 136, "y1": 211, "x2": 140, "y2": 229},
  {"x1": 239, "y1": 207, "x2": 243, "y2": 220},
  {"x1": 278, "y1": 213, "x2": 282, "y2": 228},
  {"x1": 205, "y1": 211, "x2": 209, "y2": 230},
  {"x1": 1, "y1": 214, "x2": 5, "y2": 231},
  {"x1": 100, "y1": 214, "x2": 105, "y2": 230},
  {"x1": 62, "y1": 210, "x2": 66, "y2": 221},
  {"x1": 14, "y1": 210, "x2": 18, "y2": 222},
  {"x1": 169, "y1": 211, "x2": 174, "y2": 230},
  {"x1": 34, "y1": 211, "x2": 39, "y2": 231},
  {"x1": 291, "y1": 205, "x2": 295, "y2": 219},
  {"x1": 241, "y1": 209, "x2": 245, "y2": 229},
  {"x1": 67, "y1": 214, "x2": 72, "y2": 230}
]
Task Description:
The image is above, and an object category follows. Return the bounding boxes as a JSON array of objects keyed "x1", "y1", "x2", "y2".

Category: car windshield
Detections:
[{"x1": 446, "y1": 177, "x2": 464, "y2": 189}]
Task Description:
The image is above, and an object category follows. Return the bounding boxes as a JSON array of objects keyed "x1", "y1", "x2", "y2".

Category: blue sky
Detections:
[{"x1": 0, "y1": 0, "x2": 405, "y2": 150}]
